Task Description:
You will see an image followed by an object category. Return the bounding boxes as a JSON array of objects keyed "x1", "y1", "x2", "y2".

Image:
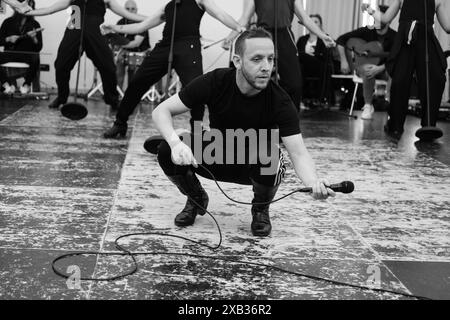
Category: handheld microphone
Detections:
[{"x1": 297, "y1": 181, "x2": 355, "y2": 194}]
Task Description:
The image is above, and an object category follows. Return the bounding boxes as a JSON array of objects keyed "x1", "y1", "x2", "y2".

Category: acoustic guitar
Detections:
[{"x1": 345, "y1": 37, "x2": 389, "y2": 72}]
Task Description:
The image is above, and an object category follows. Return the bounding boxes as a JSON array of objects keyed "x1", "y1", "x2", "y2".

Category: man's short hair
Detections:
[{"x1": 234, "y1": 28, "x2": 273, "y2": 57}]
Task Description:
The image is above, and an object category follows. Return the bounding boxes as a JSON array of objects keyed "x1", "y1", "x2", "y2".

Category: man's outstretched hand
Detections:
[{"x1": 309, "y1": 178, "x2": 336, "y2": 200}]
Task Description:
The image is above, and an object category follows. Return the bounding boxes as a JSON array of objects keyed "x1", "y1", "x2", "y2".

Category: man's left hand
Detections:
[{"x1": 310, "y1": 178, "x2": 336, "y2": 200}]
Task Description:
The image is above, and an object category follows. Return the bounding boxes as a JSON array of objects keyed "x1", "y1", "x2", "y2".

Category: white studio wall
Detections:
[{"x1": 0, "y1": 0, "x2": 448, "y2": 99}]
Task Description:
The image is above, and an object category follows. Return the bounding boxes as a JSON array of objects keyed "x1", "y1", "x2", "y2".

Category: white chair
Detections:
[{"x1": 332, "y1": 72, "x2": 388, "y2": 116}]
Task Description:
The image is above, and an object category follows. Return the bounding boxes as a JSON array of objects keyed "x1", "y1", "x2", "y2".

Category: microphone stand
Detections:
[
  {"x1": 415, "y1": 0, "x2": 443, "y2": 141},
  {"x1": 164, "y1": 0, "x2": 180, "y2": 99}
]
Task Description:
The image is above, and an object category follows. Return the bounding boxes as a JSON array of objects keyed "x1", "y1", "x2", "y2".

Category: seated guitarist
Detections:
[
  {"x1": 0, "y1": 0, "x2": 42, "y2": 94},
  {"x1": 336, "y1": 5, "x2": 396, "y2": 120}
]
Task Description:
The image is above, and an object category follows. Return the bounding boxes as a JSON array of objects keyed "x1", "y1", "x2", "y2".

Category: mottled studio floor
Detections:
[{"x1": 0, "y1": 96, "x2": 449, "y2": 300}]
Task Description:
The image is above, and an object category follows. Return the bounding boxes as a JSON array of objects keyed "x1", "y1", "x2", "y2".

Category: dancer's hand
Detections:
[
  {"x1": 362, "y1": 3, "x2": 376, "y2": 15},
  {"x1": 222, "y1": 37, "x2": 233, "y2": 51},
  {"x1": 100, "y1": 24, "x2": 116, "y2": 35},
  {"x1": 16, "y1": 2, "x2": 32, "y2": 14},
  {"x1": 322, "y1": 35, "x2": 336, "y2": 48},
  {"x1": 171, "y1": 141, "x2": 198, "y2": 168}
]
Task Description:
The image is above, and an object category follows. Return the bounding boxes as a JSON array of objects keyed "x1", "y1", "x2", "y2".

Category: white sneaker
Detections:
[
  {"x1": 3, "y1": 83, "x2": 16, "y2": 95},
  {"x1": 361, "y1": 104, "x2": 375, "y2": 120},
  {"x1": 20, "y1": 84, "x2": 30, "y2": 95}
]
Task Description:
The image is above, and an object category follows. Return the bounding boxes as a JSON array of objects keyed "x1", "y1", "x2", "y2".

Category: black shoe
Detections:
[
  {"x1": 251, "y1": 181, "x2": 279, "y2": 237},
  {"x1": 49, "y1": 97, "x2": 65, "y2": 109},
  {"x1": 108, "y1": 100, "x2": 119, "y2": 111},
  {"x1": 103, "y1": 120, "x2": 127, "y2": 139},
  {"x1": 384, "y1": 122, "x2": 403, "y2": 140},
  {"x1": 143, "y1": 135, "x2": 165, "y2": 155},
  {"x1": 167, "y1": 170, "x2": 209, "y2": 227}
]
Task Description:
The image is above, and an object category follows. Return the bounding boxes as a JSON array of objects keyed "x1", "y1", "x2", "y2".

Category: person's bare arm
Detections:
[
  {"x1": 122, "y1": 35, "x2": 144, "y2": 49},
  {"x1": 294, "y1": 0, "x2": 335, "y2": 47},
  {"x1": 152, "y1": 94, "x2": 198, "y2": 167},
  {"x1": 222, "y1": 0, "x2": 255, "y2": 49},
  {"x1": 102, "y1": 7, "x2": 165, "y2": 35},
  {"x1": 436, "y1": 0, "x2": 450, "y2": 33},
  {"x1": 200, "y1": 0, "x2": 245, "y2": 33},
  {"x1": 106, "y1": 0, "x2": 147, "y2": 21},
  {"x1": 282, "y1": 134, "x2": 335, "y2": 199},
  {"x1": 25, "y1": 0, "x2": 72, "y2": 16},
  {"x1": 362, "y1": 0, "x2": 402, "y2": 26},
  {"x1": 2, "y1": 0, "x2": 32, "y2": 14},
  {"x1": 337, "y1": 45, "x2": 351, "y2": 74}
]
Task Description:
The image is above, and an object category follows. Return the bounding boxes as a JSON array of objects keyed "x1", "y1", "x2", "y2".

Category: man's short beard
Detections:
[{"x1": 241, "y1": 66, "x2": 269, "y2": 91}]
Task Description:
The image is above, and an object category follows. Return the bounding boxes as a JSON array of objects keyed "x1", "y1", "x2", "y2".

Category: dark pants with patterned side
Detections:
[{"x1": 388, "y1": 30, "x2": 446, "y2": 131}]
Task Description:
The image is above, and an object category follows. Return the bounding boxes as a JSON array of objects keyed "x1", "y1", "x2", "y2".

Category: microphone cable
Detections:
[{"x1": 52, "y1": 164, "x2": 431, "y2": 300}]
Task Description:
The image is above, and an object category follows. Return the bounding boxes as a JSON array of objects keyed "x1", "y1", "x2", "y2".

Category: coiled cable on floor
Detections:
[{"x1": 52, "y1": 165, "x2": 431, "y2": 300}]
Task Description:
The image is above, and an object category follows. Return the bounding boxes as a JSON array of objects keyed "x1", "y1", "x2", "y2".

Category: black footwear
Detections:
[
  {"x1": 107, "y1": 100, "x2": 120, "y2": 111},
  {"x1": 103, "y1": 120, "x2": 127, "y2": 139},
  {"x1": 384, "y1": 122, "x2": 403, "y2": 140},
  {"x1": 167, "y1": 170, "x2": 209, "y2": 227},
  {"x1": 251, "y1": 181, "x2": 279, "y2": 237},
  {"x1": 415, "y1": 126, "x2": 443, "y2": 142},
  {"x1": 49, "y1": 97, "x2": 65, "y2": 109},
  {"x1": 143, "y1": 135, "x2": 165, "y2": 155}
]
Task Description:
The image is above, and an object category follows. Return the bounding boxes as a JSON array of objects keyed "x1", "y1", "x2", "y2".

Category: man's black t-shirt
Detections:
[{"x1": 179, "y1": 68, "x2": 301, "y2": 137}]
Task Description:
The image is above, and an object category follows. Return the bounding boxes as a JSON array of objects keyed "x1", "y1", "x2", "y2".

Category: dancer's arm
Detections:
[
  {"x1": 223, "y1": 0, "x2": 255, "y2": 49},
  {"x1": 102, "y1": 7, "x2": 165, "y2": 35},
  {"x1": 283, "y1": 134, "x2": 335, "y2": 200},
  {"x1": 436, "y1": 0, "x2": 450, "y2": 33},
  {"x1": 106, "y1": 0, "x2": 147, "y2": 22},
  {"x1": 362, "y1": 0, "x2": 402, "y2": 26},
  {"x1": 294, "y1": 0, "x2": 335, "y2": 47},
  {"x1": 24, "y1": 0, "x2": 72, "y2": 16},
  {"x1": 199, "y1": 0, "x2": 245, "y2": 33},
  {"x1": 2, "y1": 0, "x2": 32, "y2": 14}
]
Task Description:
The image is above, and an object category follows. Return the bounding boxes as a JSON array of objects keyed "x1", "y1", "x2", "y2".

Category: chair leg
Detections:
[{"x1": 349, "y1": 82, "x2": 359, "y2": 116}]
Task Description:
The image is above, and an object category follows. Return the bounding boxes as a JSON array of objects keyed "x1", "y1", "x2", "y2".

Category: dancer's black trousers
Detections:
[
  {"x1": 55, "y1": 20, "x2": 118, "y2": 104},
  {"x1": 116, "y1": 37, "x2": 204, "y2": 125},
  {"x1": 266, "y1": 27, "x2": 303, "y2": 110},
  {"x1": 389, "y1": 30, "x2": 446, "y2": 131}
]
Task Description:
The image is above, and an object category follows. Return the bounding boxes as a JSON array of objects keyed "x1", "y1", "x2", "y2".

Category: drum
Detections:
[
  {"x1": 127, "y1": 52, "x2": 146, "y2": 69},
  {"x1": 0, "y1": 62, "x2": 30, "y2": 79}
]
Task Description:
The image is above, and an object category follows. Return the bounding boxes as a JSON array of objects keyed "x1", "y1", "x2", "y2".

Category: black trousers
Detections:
[
  {"x1": 157, "y1": 137, "x2": 286, "y2": 187},
  {"x1": 267, "y1": 28, "x2": 302, "y2": 110},
  {"x1": 55, "y1": 24, "x2": 118, "y2": 104},
  {"x1": 298, "y1": 53, "x2": 326, "y2": 100},
  {"x1": 0, "y1": 52, "x2": 40, "y2": 85},
  {"x1": 389, "y1": 33, "x2": 446, "y2": 131},
  {"x1": 116, "y1": 37, "x2": 204, "y2": 125}
]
